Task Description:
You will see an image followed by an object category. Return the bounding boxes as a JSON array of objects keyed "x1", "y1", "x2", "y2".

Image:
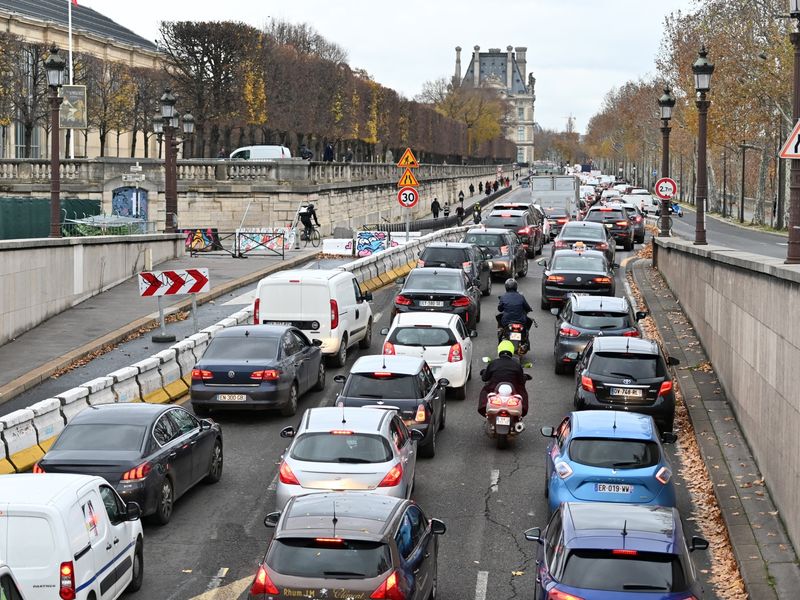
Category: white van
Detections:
[
  {"x1": 254, "y1": 269, "x2": 373, "y2": 367},
  {"x1": 0, "y1": 474, "x2": 143, "y2": 600},
  {"x1": 0, "y1": 564, "x2": 25, "y2": 599},
  {"x1": 229, "y1": 145, "x2": 292, "y2": 160}
]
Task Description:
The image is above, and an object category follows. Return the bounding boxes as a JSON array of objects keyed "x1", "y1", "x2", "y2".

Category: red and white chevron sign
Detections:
[{"x1": 138, "y1": 268, "x2": 210, "y2": 297}]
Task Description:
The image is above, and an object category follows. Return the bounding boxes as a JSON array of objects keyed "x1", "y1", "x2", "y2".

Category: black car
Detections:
[
  {"x1": 551, "y1": 294, "x2": 647, "y2": 374},
  {"x1": 393, "y1": 267, "x2": 481, "y2": 332},
  {"x1": 250, "y1": 493, "x2": 446, "y2": 600},
  {"x1": 617, "y1": 201, "x2": 647, "y2": 243},
  {"x1": 573, "y1": 336, "x2": 680, "y2": 433},
  {"x1": 542, "y1": 206, "x2": 571, "y2": 239},
  {"x1": 35, "y1": 404, "x2": 222, "y2": 525},
  {"x1": 483, "y1": 209, "x2": 544, "y2": 257},
  {"x1": 417, "y1": 242, "x2": 493, "y2": 296},
  {"x1": 553, "y1": 221, "x2": 616, "y2": 267},
  {"x1": 191, "y1": 325, "x2": 325, "y2": 417},
  {"x1": 461, "y1": 227, "x2": 528, "y2": 279},
  {"x1": 538, "y1": 249, "x2": 615, "y2": 310},
  {"x1": 584, "y1": 205, "x2": 635, "y2": 251},
  {"x1": 334, "y1": 354, "x2": 447, "y2": 458}
]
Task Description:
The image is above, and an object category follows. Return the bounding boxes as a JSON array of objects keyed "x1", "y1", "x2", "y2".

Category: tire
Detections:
[
  {"x1": 281, "y1": 382, "x2": 299, "y2": 417},
  {"x1": 204, "y1": 439, "x2": 223, "y2": 484},
  {"x1": 359, "y1": 319, "x2": 373, "y2": 349},
  {"x1": 152, "y1": 477, "x2": 174, "y2": 526},
  {"x1": 475, "y1": 306, "x2": 481, "y2": 323},
  {"x1": 439, "y1": 400, "x2": 446, "y2": 430},
  {"x1": 419, "y1": 431, "x2": 436, "y2": 458},
  {"x1": 311, "y1": 229, "x2": 321, "y2": 248},
  {"x1": 625, "y1": 239, "x2": 634, "y2": 251},
  {"x1": 125, "y1": 539, "x2": 144, "y2": 593},
  {"x1": 482, "y1": 277, "x2": 492, "y2": 297},
  {"x1": 517, "y1": 258, "x2": 528, "y2": 278},
  {"x1": 330, "y1": 336, "x2": 347, "y2": 368},
  {"x1": 313, "y1": 360, "x2": 326, "y2": 391},
  {"x1": 497, "y1": 434, "x2": 509, "y2": 449}
]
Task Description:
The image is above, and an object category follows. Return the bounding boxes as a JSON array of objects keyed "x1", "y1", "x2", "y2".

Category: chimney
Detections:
[
  {"x1": 473, "y1": 45, "x2": 480, "y2": 87},
  {"x1": 515, "y1": 46, "x2": 527, "y2": 89},
  {"x1": 506, "y1": 45, "x2": 514, "y2": 90},
  {"x1": 455, "y1": 46, "x2": 462, "y2": 83}
]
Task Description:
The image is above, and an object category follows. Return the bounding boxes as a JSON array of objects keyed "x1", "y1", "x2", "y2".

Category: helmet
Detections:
[
  {"x1": 504, "y1": 278, "x2": 518, "y2": 292},
  {"x1": 306, "y1": 203, "x2": 314, "y2": 210},
  {"x1": 497, "y1": 340, "x2": 515, "y2": 357}
]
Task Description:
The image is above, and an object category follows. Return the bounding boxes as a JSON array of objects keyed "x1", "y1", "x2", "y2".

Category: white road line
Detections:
[
  {"x1": 204, "y1": 567, "x2": 229, "y2": 592},
  {"x1": 474, "y1": 570, "x2": 489, "y2": 600},
  {"x1": 490, "y1": 469, "x2": 500, "y2": 493},
  {"x1": 266, "y1": 472, "x2": 279, "y2": 492},
  {"x1": 374, "y1": 311, "x2": 383, "y2": 323}
]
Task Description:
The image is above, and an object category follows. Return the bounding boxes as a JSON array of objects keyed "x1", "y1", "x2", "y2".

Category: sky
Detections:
[{"x1": 81, "y1": 0, "x2": 698, "y2": 134}]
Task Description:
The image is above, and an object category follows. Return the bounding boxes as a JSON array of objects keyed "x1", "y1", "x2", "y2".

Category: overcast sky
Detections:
[{"x1": 82, "y1": 0, "x2": 697, "y2": 134}]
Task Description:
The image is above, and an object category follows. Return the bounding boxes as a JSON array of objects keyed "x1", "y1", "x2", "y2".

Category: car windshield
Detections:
[
  {"x1": 591, "y1": 352, "x2": 664, "y2": 379},
  {"x1": 572, "y1": 311, "x2": 631, "y2": 329},
  {"x1": 561, "y1": 550, "x2": 688, "y2": 592},
  {"x1": 544, "y1": 208, "x2": 568, "y2": 218},
  {"x1": 560, "y1": 226, "x2": 604, "y2": 241},
  {"x1": 291, "y1": 433, "x2": 392, "y2": 464},
  {"x1": 405, "y1": 272, "x2": 462, "y2": 291},
  {"x1": 586, "y1": 209, "x2": 625, "y2": 222},
  {"x1": 389, "y1": 327, "x2": 456, "y2": 347},
  {"x1": 420, "y1": 248, "x2": 467, "y2": 266},
  {"x1": 568, "y1": 438, "x2": 660, "y2": 469},
  {"x1": 551, "y1": 256, "x2": 606, "y2": 272},
  {"x1": 484, "y1": 215, "x2": 526, "y2": 228},
  {"x1": 463, "y1": 233, "x2": 504, "y2": 248},
  {"x1": 53, "y1": 424, "x2": 146, "y2": 451},
  {"x1": 344, "y1": 373, "x2": 418, "y2": 399},
  {"x1": 203, "y1": 336, "x2": 279, "y2": 360},
  {"x1": 269, "y1": 538, "x2": 391, "y2": 579}
]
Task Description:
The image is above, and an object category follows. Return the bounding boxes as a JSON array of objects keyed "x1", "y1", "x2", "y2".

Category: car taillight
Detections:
[
  {"x1": 554, "y1": 461, "x2": 573, "y2": 479},
  {"x1": 622, "y1": 329, "x2": 640, "y2": 337},
  {"x1": 592, "y1": 276, "x2": 612, "y2": 284},
  {"x1": 595, "y1": 242, "x2": 609, "y2": 249},
  {"x1": 33, "y1": 462, "x2": 45, "y2": 474},
  {"x1": 250, "y1": 369, "x2": 280, "y2": 381},
  {"x1": 581, "y1": 375, "x2": 595, "y2": 392},
  {"x1": 191, "y1": 369, "x2": 213, "y2": 381},
  {"x1": 518, "y1": 226, "x2": 532, "y2": 234},
  {"x1": 612, "y1": 549, "x2": 639, "y2": 556},
  {"x1": 278, "y1": 461, "x2": 300, "y2": 485},
  {"x1": 659, "y1": 380, "x2": 674, "y2": 395},
  {"x1": 383, "y1": 341, "x2": 396, "y2": 355},
  {"x1": 656, "y1": 466, "x2": 672, "y2": 484},
  {"x1": 378, "y1": 463, "x2": 403, "y2": 487},
  {"x1": 253, "y1": 297, "x2": 260, "y2": 324},
  {"x1": 635, "y1": 216, "x2": 643, "y2": 223},
  {"x1": 330, "y1": 299, "x2": 339, "y2": 330},
  {"x1": 415, "y1": 404, "x2": 427, "y2": 422},
  {"x1": 417, "y1": 259, "x2": 425, "y2": 267},
  {"x1": 121, "y1": 462, "x2": 151, "y2": 482},
  {"x1": 370, "y1": 570, "x2": 405, "y2": 599},
  {"x1": 250, "y1": 564, "x2": 279, "y2": 596},
  {"x1": 547, "y1": 275, "x2": 565, "y2": 283},
  {"x1": 615, "y1": 220, "x2": 630, "y2": 227},
  {"x1": 548, "y1": 588, "x2": 585, "y2": 599},
  {"x1": 557, "y1": 218, "x2": 568, "y2": 224},
  {"x1": 59, "y1": 561, "x2": 76, "y2": 600},
  {"x1": 448, "y1": 343, "x2": 463, "y2": 362},
  {"x1": 451, "y1": 296, "x2": 471, "y2": 307},
  {"x1": 395, "y1": 295, "x2": 412, "y2": 306},
  {"x1": 559, "y1": 325, "x2": 580, "y2": 337}
]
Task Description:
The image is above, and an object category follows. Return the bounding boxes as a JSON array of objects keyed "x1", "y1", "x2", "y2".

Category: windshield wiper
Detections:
[
  {"x1": 609, "y1": 372, "x2": 636, "y2": 379},
  {"x1": 622, "y1": 584, "x2": 669, "y2": 591},
  {"x1": 336, "y1": 457, "x2": 372, "y2": 464},
  {"x1": 323, "y1": 570, "x2": 365, "y2": 578}
]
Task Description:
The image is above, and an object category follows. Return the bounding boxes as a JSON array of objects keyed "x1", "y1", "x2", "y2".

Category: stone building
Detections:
[{"x1": 455, "y1": 45, "x2": 536, "y2": 164}]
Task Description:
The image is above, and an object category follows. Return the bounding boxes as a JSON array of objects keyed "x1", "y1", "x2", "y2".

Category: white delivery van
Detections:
[
  {"x1": 229, "y1": 145, "x2": 292, "y2": 160},
  {"x1": 254, "y1": 269, "x2": 373, "y2": 367},
  {"x1": 0, "y1": 474, "x2": 143, "y2": 600}
]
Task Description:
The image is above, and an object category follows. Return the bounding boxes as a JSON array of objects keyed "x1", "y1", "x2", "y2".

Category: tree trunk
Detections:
[
  {"x1": 116, "y1": 131, "x2": 121, "y2": 157},
  {"x1": 23, "y1": 122, "x2": 33, "y2": 158},
  {"x1": 130, "y1": 126, "x2": 138, "y2": 157},
  {"x1": 753, "y1": 144, "x2": 769, "y2": 225},
  {"x1": 99, "y1": 128, "x2": 107, "y2": 158}
]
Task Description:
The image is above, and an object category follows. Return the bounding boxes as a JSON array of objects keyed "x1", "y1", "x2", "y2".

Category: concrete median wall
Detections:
[{"x1": 654, "y1": 237, "x2": 800, "y2": 550}]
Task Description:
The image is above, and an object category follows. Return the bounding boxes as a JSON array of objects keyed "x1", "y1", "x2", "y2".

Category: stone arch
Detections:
[{"x1": 103, "y1": 176, "x2": 159, "y2": 221}]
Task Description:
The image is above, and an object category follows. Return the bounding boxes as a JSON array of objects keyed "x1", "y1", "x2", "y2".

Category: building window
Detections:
[
  {"x1": 14, "y1": 122, "x2": 40, "y2": 158},
  {"x1": 517, "y1": 147, "x2": 525, "y2": 162},
  {"x1": 518, "y1": 107, "x2": 525, "y2": 121},
  {"x1": 517, "y1": 126, "x2": 525, "y2": 142}
]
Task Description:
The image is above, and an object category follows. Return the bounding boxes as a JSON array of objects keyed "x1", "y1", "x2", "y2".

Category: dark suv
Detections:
[
  {"x1": 542, "y1": 206, "x2": 570, "y2": 238},
  {"x1": 484, "y1": 209, "x2": 544, "y2": 257},
  {"x1": 553, "y1": 221, "x2": 616, "y2": 267},
  {"x1": 573, "y1": 336, "x2": 679, "y2": 433},
  {"x1": 461, "y1": 228, "x2": 528, "y2": 279},
  {"x1": 584, "y1": 206, "x2": 634, "y2": 251},
  {"x1": 418, "y1": 242, "x2": 492, "y2": 296},
  {"x1": 551, "y1": 295, "x2": 647, "y2": 374}
]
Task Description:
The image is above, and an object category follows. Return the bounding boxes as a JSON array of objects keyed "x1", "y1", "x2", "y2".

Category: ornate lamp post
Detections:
[
  {"x1": 154, "y1": 90, "x2": 194, "y2": 233},
  {"x1": 658, "y1": 87, "x2": 676, "y2": 236},
  {"x1": 44, "y1": 46, "x2": 66, "y2": 238},
  {"x1": 692, "y1": 46, "x2": 714, "y2": 245},
  {"x1": 786, "y1": 0, "x2": 800, "y2": 262}
]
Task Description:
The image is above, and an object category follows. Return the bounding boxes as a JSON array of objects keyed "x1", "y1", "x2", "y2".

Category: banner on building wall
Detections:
[{"x1": 60, "y1": 85, "x2": 87, "y2": 129}]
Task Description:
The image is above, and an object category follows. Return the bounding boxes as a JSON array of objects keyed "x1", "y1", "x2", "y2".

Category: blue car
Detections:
[
  {"x1": 525, "y1": 502, "x2": 708, "y2": 599},
  {"x1": 541, "y1": 411, "x2": 677, "y2": 514}
]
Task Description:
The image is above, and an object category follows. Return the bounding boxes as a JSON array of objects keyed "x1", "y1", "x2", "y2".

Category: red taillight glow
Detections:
[
  {"x1": 595, "y1": 242, "x2": 609, "y2": 249},
  {"x1": 315, "y1": 537, "x2": 345, "y2": 544},
  {"x1": 395, "y1": 295, "x2": 412, "y2": 306},
  {"x1": 33, "y1": 463, "x2": 45, "y2": 474},
  {"x1": 592, "y1": 276, "x2": 612, "y2": 284},
  {"x1": 448, "y1": 343, "x2": 463, "y2": 362},
  {"x1": 511, "y1": 323, "x2": 523, "y2": 331},
  {"x1": 383, "y1": 341, "x2": 396, "y2": 355},
  {"x1": 253, "y1": 297, "x2": 260, "y2": 324},
  {"x1": 615, "y1": 221, "x2": 630, "y2": 227},
  {"x1": 581, "y1": 375, "x2": 595, "y2": 393},
  {"x1": 548, "y1": 588, "x2": 584, "y2": 599},
  {"x1": 122, "y1": 462, "x2": 151, "y2": 482},
  {"x1": 451, "y1": 296, "x2": 471, "y2": 307},
  {"x1": 659, "y1": 380, "x2": 674, "y2": 395},
  {"x1": 330, "y1": 430, "x2": 354, "y2": 435},
  {"x1": 518, "y1": 226, "x2": 532, "y2": 235},
  {"x1": 559, "y1": 325, "x2": 580, "y2": 337},
  {"x1": 278, "y1": 461, "x2": 300, "y2": 485},
  {"x1": 191, "y1": 369, "x2": 213, "y2": 381},
  {"x1": 635, "y1": 216, "x2": 643, "y2": 223},
  {"x1": 330, "y1": 299, "x2": 339, "y2": 330},
  {"x1": 415, "y1": 404, "x2": 427, "y2": 422},
  {"x1": 250, "y1": 369, "x2": 280, "y2": 381},
  {"x1": 612, "y1": 549, "x2": 639, "y2": 556},
  {"x1": 370, "y1": 570, "x2": 405, "y2": 599},
  {"x1": 547, "y1": 275, "x2": 565, "y2": 283},
  {"x1": 622, "y1": 330, "x2": 640, "y2": 337},
  {"x1": 373, "y1": 371, "x2": 394, "y2": 378},
  {"x1": 557, "y1": 218, "x2": 568, "y2": 224},
  {"x1": 59, "y1": 561, "x2": 76, "y2": 600},
  {"x1": 378, "y1": 463, "x2": 403, "y2": 487},
  {"x1": 599, "y1": 207, "x2": 613, "y2": 211},
  {"x1": 250, "y1": 564, "x2": 279, "y2": 596}
]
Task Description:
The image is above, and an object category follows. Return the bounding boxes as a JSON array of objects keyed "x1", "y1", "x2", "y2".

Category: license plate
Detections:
[
  {"x1": 611, "y1": 387, "x2": 642, "y2": 397},
  {"x1": 217, "y1": 394, "x2": 246, "y2": 402},
  {"x1": 595, "y1": 483, "x2": 633, "y2": 494},
  {"x1": 419, "y1": 300, "x2": 444, "y2": 307},
  {"x1": 266, "y1": 321, "x2": 292, "y2": 326},
  {"x1": 604, "y1": 224, "x2": 613, "y2": 228},
  {"x1": 496, "y1": 416, "x2": 511, "y2": 426},
  {"x1": 509, "y1": 332, "x2": 522, "y2": 341}
]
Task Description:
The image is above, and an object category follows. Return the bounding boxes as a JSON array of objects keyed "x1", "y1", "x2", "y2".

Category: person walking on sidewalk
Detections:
[
  {"x1": 469, "y1": 183, "x2": 475, "y2": 196},
  {"x1": 478, "y1": 182, "x2": 483, "y2": 194},
  {"x1": 455, "y1": 204, "x2": 465, "y2": 222},
  {"x1": 431, "y1": 197, "x2": 441, "y2": 219},
  {"x1": 443, "y1": 202, "x2": 451, "y2": 219}
]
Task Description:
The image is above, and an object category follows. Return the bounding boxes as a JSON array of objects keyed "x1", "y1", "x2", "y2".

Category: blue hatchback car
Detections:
[
  {"x1": 525, "y1": 502, "x2": 708, "y2": 599},
  {"x1": 541, "y1": 411, "x2": 677, "y2": 514}
]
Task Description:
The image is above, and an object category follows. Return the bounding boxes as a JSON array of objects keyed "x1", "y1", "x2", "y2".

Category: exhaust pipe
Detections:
[{"x1": 514, "y1": 421, "x2": 525, "y2": 433}]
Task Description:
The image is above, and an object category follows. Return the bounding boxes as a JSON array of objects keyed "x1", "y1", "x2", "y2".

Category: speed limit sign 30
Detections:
[
  {"x1": 397, "y1": 186, "x2": 419, "y2": 208},
  {"x1": 654, "y1": 177, "x2": 678, "y2": 200}
]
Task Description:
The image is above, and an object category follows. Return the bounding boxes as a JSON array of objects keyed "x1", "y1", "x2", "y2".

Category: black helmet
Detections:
[
  {"x1": 306, "y1": 203, "x2": 314, "y2": 210},
  {"x1": 505, "y1": 278, "x2": 518, "y2": 292}
]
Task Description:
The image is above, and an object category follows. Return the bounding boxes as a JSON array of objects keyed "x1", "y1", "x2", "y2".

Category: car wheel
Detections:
[
  {"x1": 204, "y1": 439, "x2": 223, "y2": 484},
  {"x1": 518, "y1": 258, "x2": 528, "y2": 278},
  {"x1": 330, "y1": 336, "x2": 347, "y2": 368},
  {"x1": 313, "y1": 361, "x2": 326, "y2": 391},
  {"x1": 482, "y1": 278, "x2": 492, "y2": 297},
  {"x1": 358, "y1": 319, "x2": 373, "y2": 349},
  {"x1": 152, "y1": 478, "x2": 174, "y2": 526},
  {"x1": 540, "y1": 297, "x2": 550, "y2": 310},
  {"x1": 281, "y1": 382, "x2": 299, "y2": 417},
  {"x1": 125, "y1": 538, "x2": 144, "y2": 592},
  {"x1": 439, "y1": 400, "x2": 446, "y2": 430},
  {"x1": 419, "y1": 431, "x2": 436, "y2": 458}
]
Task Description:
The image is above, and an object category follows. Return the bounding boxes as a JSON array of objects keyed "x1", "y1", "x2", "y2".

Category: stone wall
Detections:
[{"x1": 654, "y1": 237, "x2": 800, "y2": 549}]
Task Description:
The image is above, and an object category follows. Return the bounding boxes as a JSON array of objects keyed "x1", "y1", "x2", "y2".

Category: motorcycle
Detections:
[
  {"x1": 670, "y1": 201, "x2": 684, "y2": 217},
  {"x1": 482, "y1": 377, "x2": 532, "y2": 449},
  {"x1": 497, "y1": 321, "x2": 530, "y2": 356}
]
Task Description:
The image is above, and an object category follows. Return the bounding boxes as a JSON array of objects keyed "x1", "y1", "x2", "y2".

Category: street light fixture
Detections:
[
  {"x1": 786, "y1": 1, "x2": 800, "y2": 263},
  {"x1": 153, "y1": 89, "x2": 193, "y2": 233},
  {"x1": 44, "y1": 46, "x2": 66, "y2": 238},
  {"x1": 658, "y1": 87, "x2": 676, "y2": 236},
  {"x1": 692, "y1": 46, "x2": 714, "y2": 245}
]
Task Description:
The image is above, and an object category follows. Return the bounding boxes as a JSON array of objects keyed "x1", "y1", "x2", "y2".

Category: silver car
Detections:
[{"x1": 275, "y1": 407, "x2": 423, "y2": 508}]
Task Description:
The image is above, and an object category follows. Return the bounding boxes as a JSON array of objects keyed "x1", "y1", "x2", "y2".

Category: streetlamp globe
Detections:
[
  {"x1": 790, "y1": 0, "x2": 800, "y2": 18},
  {"x1": 44, "y1": 46, "x2": 66, "y2": 88},
  {"x1": 160, "y1": 89, "x2": 177, "y2": 119},
  {"x1": 182, "y1": 112, "x2": 195, "y2": 135},
  {"x1": 692, "y1": 46, "x2": 715, "y2": 93},
  {"x1": 658, "y1": 87, "x2": 676, "y2": 121},
  {"x1": 152, "y1": 110, "x2": 163, "y2": 135}
]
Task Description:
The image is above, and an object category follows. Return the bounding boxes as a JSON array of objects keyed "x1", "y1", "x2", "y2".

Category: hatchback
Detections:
[
  {"x1": 584, "y1": 206, "x2": 634, "y2": 251},
  {"x1": 461, "y1": 228, "x2": 528, "y2": 279},
  {"x1": 250, "y1": 493, "x2": 446, "y2": 600},
  {"x1": 553, "y1": 221, "x2": 616, "y2": 267},
  {"x1": 484, "y1": 209, "x2": 544, "y2": 257},
  {"x1": 542, "y1": 206, "x2": 570, "y2": 239},
  {"x1": 417, "y1": 242, "x2": 492, "y2": 296},
  {"x1": 618, "y1": 199, "x2": 647, "y2": 243},
  {"x1": 393, "y1": 268, "x2": 481, "y2": 332}
]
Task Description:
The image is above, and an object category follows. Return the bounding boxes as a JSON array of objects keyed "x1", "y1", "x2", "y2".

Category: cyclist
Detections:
[{"x1": 299, "y1": 203, "x2": 320, "y2": 241}]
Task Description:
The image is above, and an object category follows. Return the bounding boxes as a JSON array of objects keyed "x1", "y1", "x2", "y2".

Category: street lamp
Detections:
[
  {"x1": 692, "y1": 45, "x2": 714, "y2": 245},
  {"x1": 786, "y1": 2, "x2": 800, "y2": 263},
  {"x1": 658, "y1": 87, "x2": 676, "y2": 236},
  {"x1": 44, "y1": 46, "x2": 66, "y2": 238},
  {"x1": 154, "y1": 90, "x2": 194, "y2": 233},
  {"x1": 182, "y1": 112, "x2": 195, "y2": 159}
]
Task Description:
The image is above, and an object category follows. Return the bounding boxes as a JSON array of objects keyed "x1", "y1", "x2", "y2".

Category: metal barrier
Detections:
[{"x1": 183, "y1": 229, "x2": 288, "y2": 259}]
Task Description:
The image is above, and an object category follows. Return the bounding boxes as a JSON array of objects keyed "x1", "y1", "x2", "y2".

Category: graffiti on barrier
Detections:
[
  {"x1": 356, "y1": 231, "x2": 399, "y2": 257},
  {"x1": 235, "y1": 227, "x2": 297, "y2": 253},
  {"x1": 178, "y1": 228, "x2": 222, "y2": 252}
]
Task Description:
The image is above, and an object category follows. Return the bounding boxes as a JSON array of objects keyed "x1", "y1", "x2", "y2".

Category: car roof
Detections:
[
  {"x1": 423, "y1": 242, "x2": 473, "y2": 250},
  {"x1": 390, "y1": 312, "x2": 459, "y2": 328},
  {"x1": 69, "y1": 402, "x2": 168, "y2": 425},
  {"x1": 299, "y1": 407, "x2": 391, "y2": 433},
  {"x1": 214, "y1": 324, "x2": 289, "y2": 339},
  {"x1": 592, "y1": 336, "x2": 660, "y2": 354},
  {"x1": 570, "y1": 410, "x2": 655, "y2": 440},
  {"x1": 351, "y1": 354, "x2": 425, "y2": 375},
  {"x1": 0, "y1": 473, "x2": 106, "y2": 505},
  {"x1": 569, "y1": 295, "x2": 628, "y2": 312},
  {"x1": 264, "y1": 269, "x2": 349, "y2": 283}
]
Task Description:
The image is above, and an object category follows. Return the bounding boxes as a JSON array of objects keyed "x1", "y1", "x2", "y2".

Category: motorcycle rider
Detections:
[
  {"x1": 478, "y1": 341, "x2": 529, "y2": 417},
  {"x1": 496, "y1": 278, "x2": 533, "y2": 337},
  {"x1": 472, "y1": 203, "x2": 482, "y2": 224}
]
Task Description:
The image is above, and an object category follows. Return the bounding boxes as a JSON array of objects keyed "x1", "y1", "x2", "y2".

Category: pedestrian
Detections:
[
  {"x1": 493, "y1": 180, "x2": 499, "y2": 193},
  {"x1": 469, "y1": 183, "x2": 475, "y2": 195},
  {"x1": 323, "y1": 143, "x2": 334, "y2": 162},
  {"x1": 431, "y1": 197, "x2": 441, "y2": 219},
  {"x1": 455, "y1": 204, "x2": 465, "y2": 222},
  {"x1": 478, "y1": 182, "x2": 483, "y2": 194},
  {"x1": 299, "y1": 144, "x2": 313, "y2": 161},
  {"x1": 443, "y1": 202, "x2": 451, "y2": 218},
  {"x1": 458, "y1": 190, "x2": 465, "y2": 205},
  {"x1": 217, "y1": 147, "x2": 226, "y2": 159},
  {"x1": 344, "y1": 147, "x2": 354, "y2": 162}
]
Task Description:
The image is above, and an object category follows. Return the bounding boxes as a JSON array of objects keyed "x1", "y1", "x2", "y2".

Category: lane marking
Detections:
[
  {"x1": 490, "y1": 469, "x2": 500, "y2": 493},
  {"x1": 267, "y1": 471, "x2": 279, "y2": 492},
  {"x1": 189, "y1": 575, "x2": 251, "y2": 600},
  {"x1": 204, "y1": 567, "x2": 229, "y2": 593},
  {"x1": 222, "y1": 289, "x2": 256, "y2": 306},
  {"x1": 475, "y1": 570, "x2": 489, "y2": 600}
]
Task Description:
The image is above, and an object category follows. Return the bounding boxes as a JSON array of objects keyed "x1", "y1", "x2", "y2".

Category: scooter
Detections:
[
  {"x1": 670, "y1": 201, "x2": 684, "y2": 217},
  {"x1": 482, "y1": 378, "x2": 532, "y2": 449}
]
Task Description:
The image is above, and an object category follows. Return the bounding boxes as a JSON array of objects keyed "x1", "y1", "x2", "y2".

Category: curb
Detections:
[{"x1": 0, "y1": 251, "x2": 318, "y2": 405}]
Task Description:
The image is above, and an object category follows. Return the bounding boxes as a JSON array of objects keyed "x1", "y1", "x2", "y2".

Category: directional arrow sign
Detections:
[
  {"x1": 397, "y1": 168, "x2": 420, "y2": 187},
  {"x1": 396, "y1": 147, "x2": 419, "y2": 168},
  {"x1": 779, "y1": 119, "x2": 800, "y2": 159},
  {"x1": 138, "y1": 268, "x2": 210, "y2": 297}
]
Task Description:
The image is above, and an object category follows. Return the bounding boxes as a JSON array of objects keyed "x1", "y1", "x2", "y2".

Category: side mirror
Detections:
[
  {"x1": 661, "y1": 432, "x2": 678, "y2": 444},
  {"x1": 380, "y1": 327, "x2": 390, "y2": 336},
  {"x1": 430, "y1": 518, "x2": 447, "y2": 535},
  {"x1": 438, "y1": 378, "x2": 450, "y2": 388},
  {"x1": 524, "y1": 527, "x2": 542, "y2": 543},
  {"x1": 635, "y1": 311, "x2": 648, "y2": 321},
  {"x1": 395, "y1": 277, "x2": 406, "y2": 285},
  {"x1": 469, "y1": 330, "x2": 479, "y2": 338},
  {"x1": 199, "y1": 419, "x2": 212, "y2": 431},
  {"x1": 280, "y1": 426, "x2": 295, "y2": 439},
  {"x1": 524, "y1": 374, "x2": 532, "y2": 381},
  {"x1": 312, "y1": 339, "x2": 323, "y2": 347},
  {"x1": 667, "y1": 356, "x2": 680, "y2": 367},
  {"x1": 410, "y1": 429, "x2": 425, "y2": 442},
  {"x1": 125, "y1": 502, "x2": 142, "y2": 522},
  {"x1": 536, "y1": 258, "x2": 547, "y2": 266},
  {"x1": 264, "y1": 512, "x2": 281, "y2": 528},
  {"x1": 550, "y1": 308, "x2": 560, "y2": 316},
  {"x1": 363, "y1": 292, "x2": 373, "y2": 302},
  {"x1": 540, "y1": 426, "x2": 555, "y2": 438},
  {"x1": 334, "y1": 375, "x2": 347, "y2": 384},
  {"x1": 690, "y1": 536, "x2": 709, "y2": 552}
]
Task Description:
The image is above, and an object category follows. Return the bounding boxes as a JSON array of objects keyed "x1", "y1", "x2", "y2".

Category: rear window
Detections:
[
  {"x1": 269, "y1": 538, "x2": 391, "y2": 579},
  {"x1": 485, "y1": 215, "x2": 526, "y2": 228},
  {"x1": 572, "y1": 311, "x2": 632, "y2": 330},
  {"x1": 420, "y1": 247, "x2": 468, "y2": 266},
  {"x1": 291, "y1": 433, "x2": 392, "y2": 464},
  {"x1": 344, "y1": 373, "x2": 418, "y2": 400},
  {"x1": 53, "y1": 424, "x2": 146, "y2": 451},
  {"x1": 203, "y1": 336, "x2": 279, "y2": 360},
  {"x1": 551, "y1": 256, "x2": 606, "y2": 272},
  {"x1": 544, "y1": 208, "x2": 568, "y2": 217},
  {"x1": 590, "y1": 352, "x2": 664, "y2": 379},
  {"x1": 389, "y1": 327, "x2": 456, "y2": 347},
  {"x1": 568, "y1": 438, "x2": 660, "y2": 469},
  {"x1": 405, "y1": 271, "x2": 462, "y2": 292},
  {"x1": 586, "y1": 209, "x2": 625, "y2": 222},
  {"x1": 560, "y1": 226, "x2": 604, "y2": 241},
  {"x1": 463, "y1": 233, "x2": 504, "y2": 247},
  {"x1": 561, "y1": 549, "x2": 688, "y2": 593}
]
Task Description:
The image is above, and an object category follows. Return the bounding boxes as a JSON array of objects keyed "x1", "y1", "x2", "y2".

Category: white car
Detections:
[
  {"x1": 635, "y1": 194, "x2": 662, "y2": 216},
  {"x1": 381, "y1": 312, "x2": 475, "y2": 398}
]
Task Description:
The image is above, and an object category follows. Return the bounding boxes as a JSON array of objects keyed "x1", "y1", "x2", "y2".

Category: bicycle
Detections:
[{"x1": 302, "y1": 226, "x2": 321, "y2": 248}]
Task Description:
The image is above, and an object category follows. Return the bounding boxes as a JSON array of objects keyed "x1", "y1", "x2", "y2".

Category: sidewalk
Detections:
[
  {"x1": 630, "y1": 258, "x2": 800, "y2": 600},
  {"x1": 0, "y1": 247, "x2": 319, "y2": 405}
]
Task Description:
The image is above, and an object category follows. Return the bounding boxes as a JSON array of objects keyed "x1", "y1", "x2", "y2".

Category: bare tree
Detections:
[{"x1": 265, "y1": 19, "x2": 348, "y2": 64}]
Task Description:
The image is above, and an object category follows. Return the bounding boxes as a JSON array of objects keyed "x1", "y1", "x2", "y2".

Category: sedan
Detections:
[
  {"x1": 619, "y1": 198, "x2": 647, "y2": 243},
  {"x1": 35, "y1": 403, "x2": 223, "y2": 525},
  {"x1": 393, "y1": 268, "x2": 481, "y2": 333},
  {"x1": 190, "y1": 325, "x2": 325, "y2": 417},
  {"x1": 538, "y1": 248, "x2": 615, "y2": 310}
]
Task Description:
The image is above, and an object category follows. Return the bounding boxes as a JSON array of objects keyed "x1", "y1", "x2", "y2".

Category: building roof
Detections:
[
  {"x1": 0, "y1": 0, "x2": 158, "y2": 52},
  {"x1": 461, "y1": 50, "x2": 528, "y2": 95}
]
